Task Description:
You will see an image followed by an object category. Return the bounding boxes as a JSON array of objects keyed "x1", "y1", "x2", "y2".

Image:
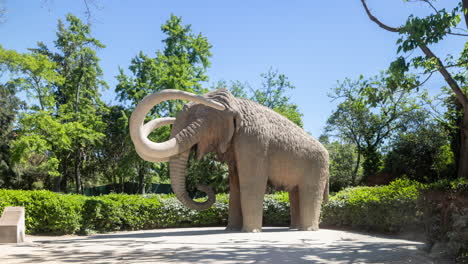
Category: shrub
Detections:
[
  {"x1": 192, "y1": 194, "x2": 229, "y2": 226},
  {"x1": 263, "y1": 192, "x2": 290, "y2": 226},
  {"x1": 321, "y1": 178, "x2": 424, "y2": 233},
  {"x1": 156, "y1": 194, "x2": 229, "y2": 228},
  {"x1": 81, "y1": 194, "x2": 161, "y2": 232},
  {"x1": 0, "y1": 190, "x2": 291, "y2": 234},
  {"x1": 0, "y1": 190, "x2": 84, "y2": 235}
]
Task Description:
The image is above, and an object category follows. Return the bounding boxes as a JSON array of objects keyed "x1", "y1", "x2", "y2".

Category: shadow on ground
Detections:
[{"x1": 6, "y1": 228, "x2": 437, "y2": 264}]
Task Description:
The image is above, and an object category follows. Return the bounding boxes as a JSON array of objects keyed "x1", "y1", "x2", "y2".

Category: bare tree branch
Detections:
[
  {"x1": 360, "y1": 0, "x2": 400, "y2": 33},
  {"x1": 422, "y1": 0, "x2": 439, "y2": 13},
  {"x1": 83, "y1": 0, "x2": 91, "y2": 22},
  {"x1": 447, "y1": 32, "x2": 468, "y2": 37},
  {"x1": 416, "y1": 71, "x2": 434, "y2": 88},
  {"x1": 0, "y1": 0, "x2": 5, "y2": 23}
]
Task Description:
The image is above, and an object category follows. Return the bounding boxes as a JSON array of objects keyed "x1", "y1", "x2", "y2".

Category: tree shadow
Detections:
[
  {"x1": 38, "y1": 227, "x2": 291, "y2": 242},
  {"x1": 5, "y1": 228, "x2": 437, "y2": 264}
]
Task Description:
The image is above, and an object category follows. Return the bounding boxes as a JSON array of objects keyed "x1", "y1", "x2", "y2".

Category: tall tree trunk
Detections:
[
  {"x1": 459, "y1": 107, "x2": 468, "y2": 179},
  {"x1": 74, "y1": 62, "x2": 84, "y2": 194},
  {"x1": 74, "y1": 148, "x2": 82, "y2": 194},
  {"x1": 59, "y1": 157, "x2": 68, "y2": 193},
  {"x1": 352, "y1": 150, "x2": 361, "y2": 186},
  {"x1": 362, "y1": 145, "x2": 382, "y2": 184},
  {"x1": 60, "y1": 174, "x2": 68, "y2": 193},
  {"x1": 463, "y1": 0, "x2": 468, "y2": 29},
  {"x1": 137, "y1": 166, "x2": 145, "y2": 194}
]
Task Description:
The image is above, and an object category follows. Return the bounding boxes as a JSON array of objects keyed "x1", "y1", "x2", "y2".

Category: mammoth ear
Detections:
[
  {"x1": 219, "y1": 111, "x2": 242, "y2": 153},
  {"x1": 205, "y1": 88, "x2": 243, "y2": 153}
]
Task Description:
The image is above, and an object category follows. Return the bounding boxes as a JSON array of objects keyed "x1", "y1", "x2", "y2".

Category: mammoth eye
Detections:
[{"x1": 182, "y1": 105, "x2": 189, "y2": 111}]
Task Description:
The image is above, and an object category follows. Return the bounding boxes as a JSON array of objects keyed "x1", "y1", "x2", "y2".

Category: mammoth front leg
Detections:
[
  {"x1": 237, "y1": 156, "x2": 268, "y2": 232},
  {"x1": 226, "y1": 163, "x2": 242, "y2": 231}
]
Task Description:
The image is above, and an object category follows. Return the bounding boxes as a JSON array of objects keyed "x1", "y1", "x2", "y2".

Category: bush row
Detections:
[
  {"x1": 0, "y1": 190, "x2": 291, "y2": 235},
  {"x1": 1, "y1": 178, "x2": 466, "y2": 262},
  {"x1": 0, "y1": 180, "x2": 430, "y2": 235},
  {"x1": 321, "y1": 178, "x2": 423, "y2": 233}
]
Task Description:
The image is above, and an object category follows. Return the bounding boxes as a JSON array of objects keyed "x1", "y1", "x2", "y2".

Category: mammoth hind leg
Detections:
[
  {"x1": 289, "y1": 186, "x2": 300, "y2": 229},
  {"x1": 298, "y1": 167, "x2": 327, "y2": 231}
]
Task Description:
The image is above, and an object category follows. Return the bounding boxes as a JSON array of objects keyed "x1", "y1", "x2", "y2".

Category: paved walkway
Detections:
[{"x1": 1, "y1": 227, "x2": 439, "y2": 264}]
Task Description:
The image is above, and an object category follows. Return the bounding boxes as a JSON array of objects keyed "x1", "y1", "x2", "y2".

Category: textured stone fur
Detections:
[{"x1": 170, "y1": 88, "x2": 329, "y2": 232}]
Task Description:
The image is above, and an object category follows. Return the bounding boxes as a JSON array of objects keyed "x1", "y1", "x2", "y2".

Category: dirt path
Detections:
[{"x1": 1, "y1": 227, "x2": 440, "y2": 263}]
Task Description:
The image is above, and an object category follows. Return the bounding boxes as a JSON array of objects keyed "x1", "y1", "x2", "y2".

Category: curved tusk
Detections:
[
  {"x1": 130, "y1": 89, "x2": 224, "y2": 161},
  {"x1": 134, "y1": 117, "x2": 176, "y2": 163},
  {"x1": 142, "y1": 117, "x2": 176, "y2": 137},
  {"x1": 135, "y1": 148, "x2": 170, "y2": 163}
]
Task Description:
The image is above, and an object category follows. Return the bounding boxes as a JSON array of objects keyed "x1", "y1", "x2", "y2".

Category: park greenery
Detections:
[
  {"x1": 0, "y1": 1, "x2": 467, "y2": 261},
  {"x1": 0, "y1": 14, "x2": 304, "y2": 194},
  {"x1": 0, "y1": 178, "x2": 462, "y2": 235},
  {"x1": 0, "y1": 9, "x2": 465, "y2": 194},
  {"x1": 0, "y1": 178, "x2": 466, "y2": 261}
]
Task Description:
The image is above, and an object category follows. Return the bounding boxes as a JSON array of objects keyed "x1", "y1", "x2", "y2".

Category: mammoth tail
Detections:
[{"x1": 323, "y1": 176, "x2": 329, "y2": 204}]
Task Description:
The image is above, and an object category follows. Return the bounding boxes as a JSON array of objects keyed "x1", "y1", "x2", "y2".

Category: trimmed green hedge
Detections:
[
  {"x1": 81, "y1": 194, "x2": 162, "y2": 232},
  {"x1": 0, "y1": 180, "x2": 425, "y2": 235},
  {"x1": 0, "y1": 190, "x2": 83, "y2": 235},
  {"x1": 0, "y1": 190, "x2": 292, "y2": 235},
  {"x1": 321, "y1": 178, "x2": 424, "y2": 233},
  {"x1": 1, "y1": 176, "x2": 465, "y2": 264}
]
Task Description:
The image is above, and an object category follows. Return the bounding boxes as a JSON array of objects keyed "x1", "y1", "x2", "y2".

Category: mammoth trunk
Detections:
[{"x1": 169, "y1": 151, "x2": 216, "y2": 211}]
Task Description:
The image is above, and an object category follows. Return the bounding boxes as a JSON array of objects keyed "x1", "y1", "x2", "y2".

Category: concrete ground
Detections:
[{"x1": 1, "y1": 227, "x2": 442, "y2": 264}]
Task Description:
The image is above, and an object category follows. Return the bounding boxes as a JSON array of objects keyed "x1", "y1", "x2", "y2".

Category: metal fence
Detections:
[{"x1": 83, "y1": 183, "x2": 173, "y2": 196}]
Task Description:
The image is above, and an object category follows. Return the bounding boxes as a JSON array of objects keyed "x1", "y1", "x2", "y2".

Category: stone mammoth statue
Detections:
[{"x1": 130, "y1": 88, "x2": 329, "y2": 232}]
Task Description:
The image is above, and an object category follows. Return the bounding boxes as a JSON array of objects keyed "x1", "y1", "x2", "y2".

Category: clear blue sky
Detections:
[{"x1": 1, "y1": 0, "x2": 465, "y2": 136}]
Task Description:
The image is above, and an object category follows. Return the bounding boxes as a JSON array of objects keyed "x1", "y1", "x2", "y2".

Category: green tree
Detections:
[
  {"x1": 0, "y1": 82, "x2": 23, "y2": 187},
  {"x1": 9, "y1": 112, "x2": 73, "y2": 190},
  {"x1": 319, "y1": 135, "x2": 362, "y2": 191},
  {"x1": 384, "y1": 120, "x2": 455, "y2": 183},
  {"x1": 360, "y1": 0, "x2": 468, "y2": 179},
  {"x1": 2, "y1": 15, "x2": 106, "y2": 192},
  {"x1": 252, "y1": 68, "x2": 303, "y2": 127},
  {"x1": 441, "y1": 92, "x2": 464, "y2": 177},
  {"x1": 31, "y1": 14, "x2": 107, "y2": 193},
  {"x1": 116, "y1": 14, "x2": 212, "y2": 107},
  {"x1": 0, "y1": 45, "x2": 65, "y2": 189},
  {"x1": 97, "y1": 106, "x2": 137, "y2": 189},
  {"x1": 0, "y1": 45, "x2": 63, "y2": 111},
  {"x1": 212, "y1": 80, "x2": 249, "y2": 98},
  {"x1": 325, "y1": 73, "x2": 418, "y2": 182},
  {"x1": 116, "y1": 14, "x2": 213, "y2": 193}
]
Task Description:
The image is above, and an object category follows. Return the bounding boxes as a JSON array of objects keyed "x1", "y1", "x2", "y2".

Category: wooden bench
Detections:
[{"x1": 0, "y1": 207, "x2": 25, "y2": 243}]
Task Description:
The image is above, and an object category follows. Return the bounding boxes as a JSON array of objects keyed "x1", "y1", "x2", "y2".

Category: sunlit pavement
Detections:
[{"x1": 2, "y1": 227, "x2": 437, "y2": 264}]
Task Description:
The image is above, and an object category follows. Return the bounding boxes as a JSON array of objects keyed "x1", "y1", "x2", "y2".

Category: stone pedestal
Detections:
[{"x1": 0, "y1": 207, "x2": 25, "y2": 243}]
